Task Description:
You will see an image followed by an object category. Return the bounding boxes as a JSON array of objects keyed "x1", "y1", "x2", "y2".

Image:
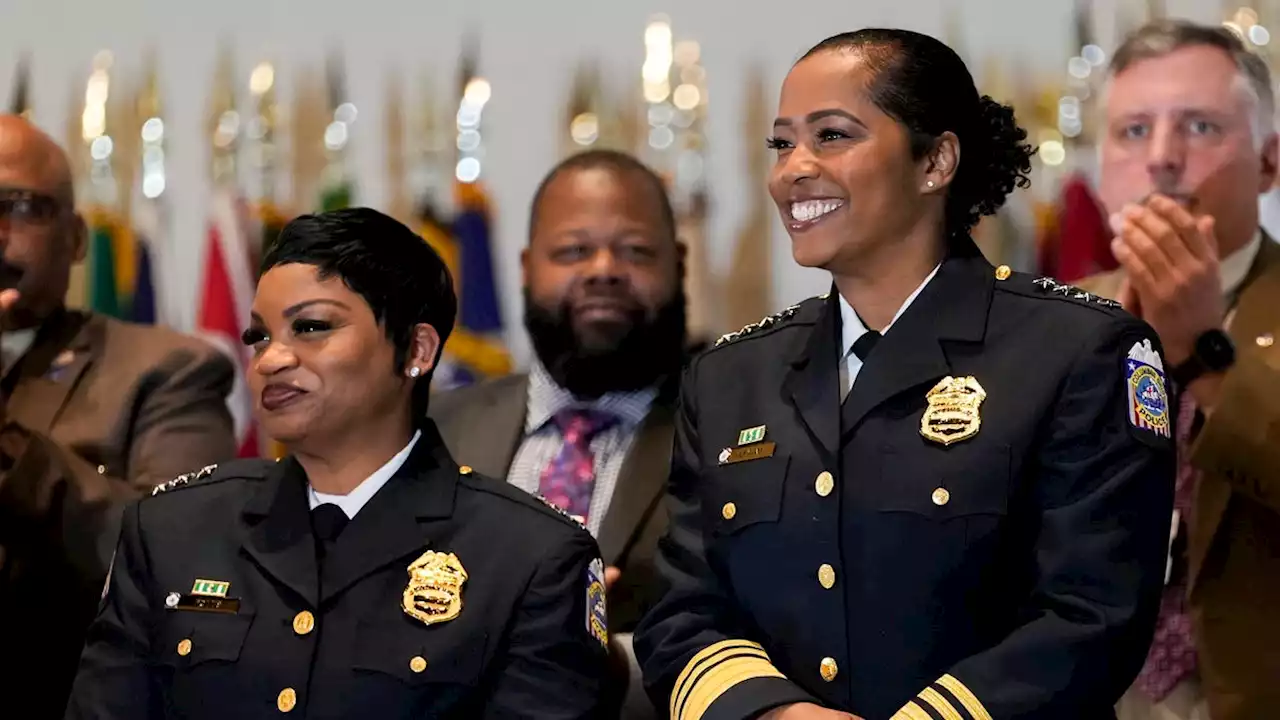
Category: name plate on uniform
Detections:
[
  {"x1": 718, "y1": 442, "x2": 776, "y2": 465},
  {"x1": 163, "y1": 592, "x2": 241, "y2": 614}
]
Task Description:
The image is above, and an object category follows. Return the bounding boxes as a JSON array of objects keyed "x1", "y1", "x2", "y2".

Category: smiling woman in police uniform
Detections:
[
  {"x1": 634, "y1": 29, "x2": 1177, "y2": 720},
  {"x1": 65, "y1": 208, "x2": 611, "y2": 719}
]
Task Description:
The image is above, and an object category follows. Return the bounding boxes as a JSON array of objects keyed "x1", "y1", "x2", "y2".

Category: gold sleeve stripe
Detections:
[
  {"x1": 937, "y1": 674, "x2": 993, "y2": 720},
  {"x1": 889, "y1": 699, "x2": 936, "y2": 720},
  {"x1": 670, "y1": 640, "x2": 778, "y2": 720},
  {"x1": 670, "y1": 640, "x2": 768, "y2": 716},
  {"x1": 918, "y1": 686, "x2": 965, "y2": 720},
  {"x1": 679, "y1": 653, "x2": 786, "y2": 720}
]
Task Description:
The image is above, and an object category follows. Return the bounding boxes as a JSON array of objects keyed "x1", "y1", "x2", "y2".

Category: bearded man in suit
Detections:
[
  {"x1": 1077, "y1": 21, "x2": 1280, "y2": 720},
  {"x1": 0, "y1": 115, "x2": 236, "y2": 718}
]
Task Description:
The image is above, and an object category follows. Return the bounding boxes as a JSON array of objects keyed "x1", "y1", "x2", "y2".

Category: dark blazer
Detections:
[
  {"x1": 1080, "y1": 235, "x2": 1280, "y2": 720},
  {"x1": 65, "y1": 421, "x2": 611, "y2": 720},
  {"x1": 635, "y1": 238, "x2": 1176, "y2": 720},
  {"x1": 0, "y1": 309, "x2": 235, "y2": 720},
  {"x1": 430, "y1": 373, "x2": 676, "y2": 633}
]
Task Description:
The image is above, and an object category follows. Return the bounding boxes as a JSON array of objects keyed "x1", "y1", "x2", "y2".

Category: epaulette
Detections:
[
  {"x1": 532, "y1": 493, "x2": 590, "y2": 533},
  {"x1": 151, "y1": 464, "x2": 219, "y2": 496},
  {"x1": 1030, "y1": 276, "x2": 1122, "y2": 310},
  {"x1": 714, "y1": 295, "x2": 821, "y2": 347}
]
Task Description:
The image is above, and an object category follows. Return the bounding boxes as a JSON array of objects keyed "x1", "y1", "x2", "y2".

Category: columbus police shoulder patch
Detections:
[
  {"x1": 1125, "y1": 339, "x2": 1171, "y2": 439},
  {"x1": 585, "y1": 558, "x2": 608, "y2": 648}
]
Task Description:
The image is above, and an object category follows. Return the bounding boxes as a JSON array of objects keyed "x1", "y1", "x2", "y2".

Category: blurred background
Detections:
[{"x1": 2, "y1": 0, "x2": 1275, "y2": 375}]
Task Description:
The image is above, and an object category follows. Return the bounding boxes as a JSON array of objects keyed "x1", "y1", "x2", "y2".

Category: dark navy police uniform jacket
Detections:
[
  {"x1": 635, "y1": 238, "x2": 1176, "y2": 720},
  {"x1": 65, "y1": 422, "x2": 612, "y2": 720}
]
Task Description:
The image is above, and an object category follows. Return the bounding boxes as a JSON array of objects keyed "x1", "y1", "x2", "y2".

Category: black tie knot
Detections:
[
  {"x1": 851, "y1": 330, "x2": 882, "y2": 361},
  {"x1": 311, "y1": 503, "x2": 349, "y2": 544}
]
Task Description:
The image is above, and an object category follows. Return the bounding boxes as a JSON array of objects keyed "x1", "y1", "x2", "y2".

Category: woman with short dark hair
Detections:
[
  {"x1": 67, "y1": 208, "x2": 612, "y2": 719},
  {"x1": 635, "y1": 29, "x2": 1175, "y2": 720}
]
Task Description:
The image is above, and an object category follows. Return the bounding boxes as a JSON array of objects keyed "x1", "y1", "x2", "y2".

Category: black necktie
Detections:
[
  {"x1": 851, "y1": 330, "x2": 882, "y2": 361},
  {"x1": 311, "y1": 503, "x2": 349, "y2": 563}
]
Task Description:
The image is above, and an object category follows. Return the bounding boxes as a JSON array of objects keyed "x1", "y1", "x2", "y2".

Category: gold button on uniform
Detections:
[
  {"x1": 277, "y1": 688, "x2": 297, "y2": 713},
  {"x1": 176, "y1": 638, "x2": 192, "y2": 656},
  {"x1": 459, "y1": 465, "x2": 473, "y2": 475},
  {"x1": 1258, "y1": 333, "x2": 1275, "y2": 348},
  {"x1": 292, "y1": 611, "x2": 315, "y2": 636},
  {"x1": 994, "y1": 264, "x2": 1012, "y2": 280},
  {"x1": 817, "y1": 564, "x2": 836, "y2": 589},
  {"x1": 820, "y1": 657, "x2": 839, "y2": 682},
  {"x1": 815, "y1": 471, "x2": 834, "y2": 497},
  {"x1": 410, "y1": 656, "x2": 428, "y2": 673},
  {"x1": 932, "y1": 487, "x2": 951, "y2": 506},
  {"x1": 721, "y1": 502, "x2": 737, "y2": 520}
]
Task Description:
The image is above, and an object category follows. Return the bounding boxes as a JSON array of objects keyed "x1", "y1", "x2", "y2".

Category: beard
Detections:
[{"x1": 523, "y1": 286, "x2": 687, "y2": 399}]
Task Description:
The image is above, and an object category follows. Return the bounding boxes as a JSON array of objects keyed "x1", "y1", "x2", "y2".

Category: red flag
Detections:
[
  {"x1": 1052, "y1": 174, "x2": 1117, "y2": 283},
  {"x1": 198, "y1": 190, "x2": 260, "y2": 458}
]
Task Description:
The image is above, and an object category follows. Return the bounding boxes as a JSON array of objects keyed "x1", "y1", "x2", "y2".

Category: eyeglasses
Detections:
[{"x1": 0, "y1": 188, "x2": 64, "y2": 228}]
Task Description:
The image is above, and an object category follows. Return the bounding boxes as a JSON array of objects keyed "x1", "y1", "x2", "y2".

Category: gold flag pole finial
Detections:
[
  {"x1": 9, "y1": 53, "x2": 32, "y2": 119},
  {"x1": 724, "y1": 62, "x2": 773, "y2": 335},
  {"x1": 247, "y1": 58, "x2": 278, "y2": 206},
  {"x1": 81, "y1": 50, "x2": 119, "y2": 208},
  {"x1": 385, "y1": 67, "x2": 410, "y2": 224},
  {"x1": 455, "y1": 34, "x2": 492, "y2": 187},
  {"x1": 319, "y1": 49, "x2": 355, "y2": 210},
  {"x1": 208, "y1": 41, "x2": 239, "y2": 188}
]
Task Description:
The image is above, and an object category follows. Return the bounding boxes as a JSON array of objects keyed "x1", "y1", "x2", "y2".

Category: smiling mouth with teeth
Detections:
[{"x1": 789, "y1": 199, "x2": 845, "y2": 224}]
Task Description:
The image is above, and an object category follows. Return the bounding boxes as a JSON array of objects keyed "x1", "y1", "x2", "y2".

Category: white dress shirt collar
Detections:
[
  {"x1": 838, "y1": 263, "x2": 942, "y2": 357},
  {"x1": 1221, "y1": 230, "x2": 1263, "y2": 302},
  {"x1": 308, "y1": 429, "x2": 421, "y2": 519}
]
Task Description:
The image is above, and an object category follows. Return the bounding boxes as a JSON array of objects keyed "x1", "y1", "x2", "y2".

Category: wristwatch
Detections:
[{"x1": 1171, "y1": 329, "x2": 1236, "y2": 388}]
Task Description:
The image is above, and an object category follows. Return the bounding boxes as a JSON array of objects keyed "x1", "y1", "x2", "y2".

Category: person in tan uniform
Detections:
[
  {"x1": 1078, "y1": 21, "x2": 1280, "y2": 720},
  {"x1": 0, "y1": 115, "x2": 236, "y2": 718}
]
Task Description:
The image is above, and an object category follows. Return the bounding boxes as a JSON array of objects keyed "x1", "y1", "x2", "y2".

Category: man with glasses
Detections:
[{"x1": 0, "y1": 115, "x2": 236, "y2": 717}]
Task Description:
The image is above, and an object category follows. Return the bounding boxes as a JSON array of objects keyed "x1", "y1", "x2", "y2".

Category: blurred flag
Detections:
[
  {"x1": 85, "y1": 208, "x2": 123, "y2": 318},
  {"x1": 724, "y1": 64, "x2": 772, "y2": 334},
  {"x1": 198, "y1": 190, "x2": 260, "y2": 458},
  {"x1": 129, "y1": 202, "x2": 161, "y2": 324},
  {"x1": 434, "y1": 181, "x2": 511, "y2": 389},
  {"x1": 1050, "y1": 173, "x2": 1115, "y2": 282}
]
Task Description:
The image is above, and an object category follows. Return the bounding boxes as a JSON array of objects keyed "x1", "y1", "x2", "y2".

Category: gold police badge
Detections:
[
  {"x1": 920, "y1": 375, "x2": 986, "y2": 446},
  {"x1": 402, "y1": 550, "x2": 468, "y2": 626}
]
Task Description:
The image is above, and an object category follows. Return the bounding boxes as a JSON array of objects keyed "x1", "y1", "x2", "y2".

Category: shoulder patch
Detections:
[
  {"x1": 1032, "y1": 277, "x2": 1123, "y2": 309},
  {"x1": 1125, "y1": 339, "x2": 1172, "y2": 439},
  {"x1": 532, "y1": 493, "x2": 590, "y2": 533},
  {"x1": 585, "y1": 557, "x2": 608, "y2": 648},
  {"x1": 714, "y1": 297, "x2": 819, "y2": 347},
  {"x1": 151, "y1": 464, "x2": 219, "y2": 496}
]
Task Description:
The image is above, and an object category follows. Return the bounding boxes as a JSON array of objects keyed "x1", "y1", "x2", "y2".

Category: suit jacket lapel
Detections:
[
  {"x1": 467, "y1": 376, "x2": 527, "y2": 479},
  {"x1": 1189, "y1": 235, "x2": 1280, "y2": 590},
  {"x1": 840, "y1": 239, "x2": 994, "y2": 436},
  {"x1": 781, "y1": 292, "x2": 842, "y2": 462},
  {"x1": 596, "y1": 383, "x2": 676, "y2": 566},
  {"x1": 320, "y1": 424, "x2": 459, "y2": 604},
  {"x1": 6, "y1": 310, "x2": 98, "y2": 433},
  {"x1": 240, "y1": 458, "x2": 321, "y2": 608}
]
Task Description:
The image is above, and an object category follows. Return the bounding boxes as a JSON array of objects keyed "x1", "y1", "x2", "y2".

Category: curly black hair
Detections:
[{"x1": 801, "y1": 28, "x2": 1036, "y2": 238}]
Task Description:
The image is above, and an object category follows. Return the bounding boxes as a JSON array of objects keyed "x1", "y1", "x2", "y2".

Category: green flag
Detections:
[{"x1": 87, "y1": 222, "x2": 121, "y2": 318}]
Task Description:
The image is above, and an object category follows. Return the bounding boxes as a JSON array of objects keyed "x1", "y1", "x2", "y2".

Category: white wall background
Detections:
[{"x1": 0, "y1": 0, "x2": 1231, "y2": 367}]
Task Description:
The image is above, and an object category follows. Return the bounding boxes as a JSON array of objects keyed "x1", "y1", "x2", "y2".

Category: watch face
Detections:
[{"x1": 1197, "y1": 330, "x2": 1236, "y2": 370}]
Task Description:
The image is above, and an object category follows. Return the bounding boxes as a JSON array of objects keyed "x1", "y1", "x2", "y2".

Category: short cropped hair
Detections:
[
  {"x1": 1108, "y1": 19, "x2": 1275, "y2": 144},
  {"x1": 262, "y1": 207, "x2": 456, "y2": 420},
  {"x1": 528, "y1": 149, "x2": 676, "y2": 243}
]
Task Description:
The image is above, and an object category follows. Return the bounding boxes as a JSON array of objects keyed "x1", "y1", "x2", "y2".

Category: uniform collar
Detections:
[
  {"x1": 837, "y1": 263, "x2": 941, "y2": 359},
  {"x1": 308, "y1": 429, "x2": 421, "y2": 519}
]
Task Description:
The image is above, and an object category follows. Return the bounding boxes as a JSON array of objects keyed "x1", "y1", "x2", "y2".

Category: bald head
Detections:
[
  {"x1": 0, "y1": 114, "x2": 74, "y2": 205},
  {"x1": 0, "y1": 114, "x2": 85, "y2": 330}
]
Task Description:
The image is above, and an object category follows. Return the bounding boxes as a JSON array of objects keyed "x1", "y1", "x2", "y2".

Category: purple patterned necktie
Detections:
[
  {"x1": 538, "y1": 409, "x2": 617, "y2": 525},
  {"x1": 1134, "y1": 391, "x2": 1200, "y2": 701}
]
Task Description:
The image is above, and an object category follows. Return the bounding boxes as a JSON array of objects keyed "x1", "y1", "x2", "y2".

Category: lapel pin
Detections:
[{"x1": 737, "y1": 425, "x2": 766, "y2": 446}]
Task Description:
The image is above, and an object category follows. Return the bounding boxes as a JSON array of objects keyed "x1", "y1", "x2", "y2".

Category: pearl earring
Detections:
[
  {"x1": 408, "y1": 366, "x2": 421, "y2": 378},
  {"x1": 926, "y1": 181, "x2": 936, "y2": 189}
]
